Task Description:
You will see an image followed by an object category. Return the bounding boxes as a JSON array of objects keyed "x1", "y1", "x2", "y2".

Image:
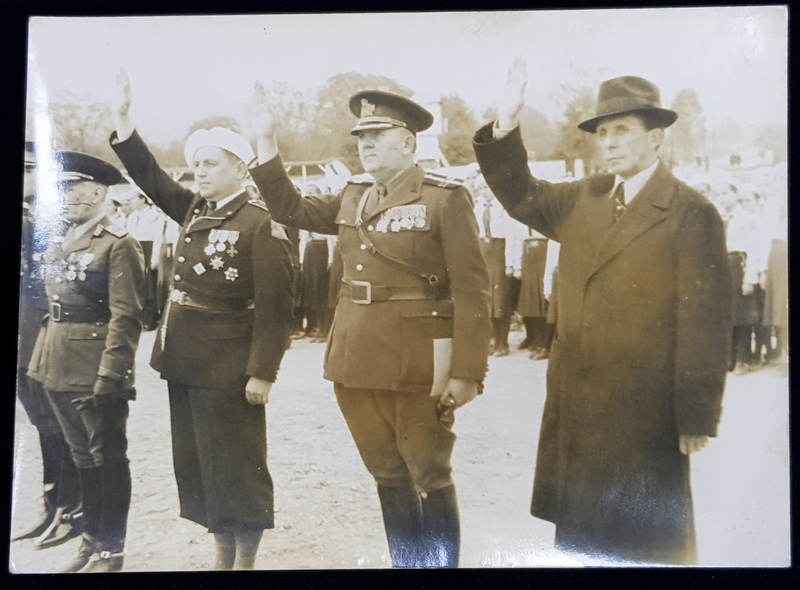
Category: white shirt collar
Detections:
[
  {"x1": 211, "y1": 188, "x2": 246, "y2": 211},
  {"x1": 613, "y1": 159, "x2": 659, "y2": 203}
]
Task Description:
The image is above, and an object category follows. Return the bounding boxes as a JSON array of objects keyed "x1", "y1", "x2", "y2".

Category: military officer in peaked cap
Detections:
[
  {"x1": 250, "y1": 86, "x2": 491, "y2": 568},
  {"x1": 110, "y1": 68, "x2": 295, "y2": 570},
  {"x1": 14, "y1": 142, "x2": 83, "y2": 550},
  {"x1": 473, "y1": 59, "x2": 731, "y2": 565},
  {"x1": 27, "y1": 150, "x2": 145, "y2": 572}
]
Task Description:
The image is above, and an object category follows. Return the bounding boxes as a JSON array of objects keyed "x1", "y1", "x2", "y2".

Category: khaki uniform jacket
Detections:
[
  {"x1": 474, "y1": 123, "x2": 732, "y2": 563},
  {"x1": 111, "y1": 131, "x2": 295, "y2": 389},
  {"x1": 28, "y1": 217, "x2": 145, "y2": 393},
  {"x1": 250, "y1": 157, "x2": 491, "y2": 392}
]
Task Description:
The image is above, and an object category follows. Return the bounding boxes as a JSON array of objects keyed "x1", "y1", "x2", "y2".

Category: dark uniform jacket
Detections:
[
  {"x1": 474, "y1": 124, "x2": 732, "y2": 563},
  {"x1": 111, "y1": 131, "x2": 294, "y2": 389},
  {"x1": 28, "y1": 217, "x2": 145, "y2": 393},
  {"x1": 250, "y1": 157, "x2": 491, "y2": 393}
]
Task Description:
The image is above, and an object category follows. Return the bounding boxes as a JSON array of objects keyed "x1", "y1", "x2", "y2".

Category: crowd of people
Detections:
[{"x1": 14, "y1": 61, "x2": 787, "y2": 571}]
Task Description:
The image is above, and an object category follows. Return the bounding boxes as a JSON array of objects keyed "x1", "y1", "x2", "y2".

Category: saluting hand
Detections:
[
  {"x1": 252, "y1": 81, "x2": 280, "y2": 164},
  {"x1": 245, "y1": 377, "x2": 273, "y2": 405},
  {"x1": 497, "y1": 56, "x2": 528, "y2": 130},
  {"x1": 112, "y1": 66, "x2": 136, "y2": 142}
]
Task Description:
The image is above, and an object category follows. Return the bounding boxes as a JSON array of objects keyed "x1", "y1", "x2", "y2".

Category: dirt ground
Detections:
[{"x1": 8, "y1": 329, "x2": 790, "y2": 572}]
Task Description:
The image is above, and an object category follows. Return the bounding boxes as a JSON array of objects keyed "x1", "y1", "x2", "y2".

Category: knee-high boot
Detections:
[
  {"x1": 82, "y1": 459, "x2": 130, "y2": 572},
  {"x1": 420, "y1": 485, "x2": 460, "y2": 568},
  {"x1": 376, "y1": 484, "x2": 424, "y2": 568},
  {"x1": 59, "y1": 467, "x2": 101, "y2": 573}
]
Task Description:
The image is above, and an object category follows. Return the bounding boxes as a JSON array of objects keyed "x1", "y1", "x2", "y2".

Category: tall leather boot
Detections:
[
  {"x1": 376, "y1": 484, "x2": 424, "y2": 568},
  {"x1": 59, "y1": 467, "x2": 101, "y2": 573},
  {"x1": 34, "y1": 435, "x2": 82, "y2": 549},
  {"x1": 82, "y1": 459, "x2": 130, "y2": 573},
  {"x1": 420, "y1": 485, "x2": 460, "y2": 568}
]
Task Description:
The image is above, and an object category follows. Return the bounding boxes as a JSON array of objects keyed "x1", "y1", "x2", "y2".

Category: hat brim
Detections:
[
  {"x1": 350, "y1": 121, "x2": 398, "y2": 135},
  {"x1": 578, "y1": 108, "x2": 678, "y2": 133}
]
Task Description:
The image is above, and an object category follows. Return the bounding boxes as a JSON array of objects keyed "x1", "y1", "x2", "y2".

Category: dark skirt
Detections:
[
  {"x1": 301, "y1": 240, "x2": 330, "y2": 310},
  {"x1": 764, "y1": 239, "x2": 788, "y2": 329},
  {"x1": 518, "y1": 238, "x2": 548, "y2": 318},
  {"x1": 167, "y1": 382, "x2": 274, "y2": 532},
  {"x1": 728, "y1": 252, "x2": 760, "y2": 326},
  {"x1": 481, "y1": 238, "x2": 511, "y2": 318}
]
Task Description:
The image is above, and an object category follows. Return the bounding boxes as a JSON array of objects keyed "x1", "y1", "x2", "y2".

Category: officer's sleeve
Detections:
[
  {"x1": 674, "y1": 196, "x2": 732, "y2": 437},
  {"x1": 440, "y1": 187, "x2": 492, "y2": 382},
  {"x1": 110, "y1": 130, "x2": 196, "y2": 224},
  {"x1": 473, "y1": 123, "x2": 579, "y2": 240},
  {"x1": 249, "y1": 155, "x2": 341, "y2": 235},
  {"x1": 247, "y1": 217, "x2": 295, "y2": 382},
  {"x1": 97, "y1": 236, "x2": 145, "y2": 385}
]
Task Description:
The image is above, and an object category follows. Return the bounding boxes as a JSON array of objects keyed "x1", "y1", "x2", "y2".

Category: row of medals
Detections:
[{"x1": 375, "y1": 205, "x2": 426, "y2": 233}]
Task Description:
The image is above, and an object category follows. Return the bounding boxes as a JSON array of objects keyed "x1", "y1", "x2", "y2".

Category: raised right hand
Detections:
[
  {"x1": 497, "y1": 56, "x2": 528, "y2": 130},
  {"x1": 112, "y1": 66, "x2": 133, "y2": 119},
  {"x1": 252, "y1": 81, "x2": 276, "y2": 139}
]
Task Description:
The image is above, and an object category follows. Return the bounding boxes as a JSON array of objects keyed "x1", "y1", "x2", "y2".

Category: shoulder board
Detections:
[
  {"x1": 271, "y1": 220, "x2": 289, "y2": 241},
  {"x1": 423, "y1": 171, "x2": 464, "y2": 190},
  {"x1": 100, "y1": 223, "x2": 128, "y2": 238},
  {"x1": 347, "y1": 173, "x2": 374, "y2": 185},
  {"x1": 247, "y1": 199, "x2": 270, "y2": 212}
]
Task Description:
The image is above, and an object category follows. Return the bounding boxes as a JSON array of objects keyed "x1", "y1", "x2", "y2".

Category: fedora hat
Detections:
[{"x1": 578, "y1": 76, "x2": 678, "y2": 133}]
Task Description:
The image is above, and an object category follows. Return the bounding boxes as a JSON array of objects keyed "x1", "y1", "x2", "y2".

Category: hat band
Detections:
[
  {"x1": 355, "y1": 116, "x2": 408, "y2": 129},
  {"x1": 596, "y1": 95, "x2": 660, "y2": 119}
]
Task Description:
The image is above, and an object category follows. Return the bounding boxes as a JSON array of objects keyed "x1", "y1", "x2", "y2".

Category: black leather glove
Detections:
[{"x1": 72, "y1": 376, "x2": 136, "y2": 411}]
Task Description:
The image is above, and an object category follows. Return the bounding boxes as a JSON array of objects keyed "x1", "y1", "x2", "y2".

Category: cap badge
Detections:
[{"x1": 361, "y1": 99, "x2": 376, "y2": 118}]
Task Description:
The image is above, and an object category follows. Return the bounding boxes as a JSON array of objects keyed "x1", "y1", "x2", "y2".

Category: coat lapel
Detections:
[
  {"x1": 363, "y1": 166, "x2": 425, "y2": 221},
  {"x1": 586, "y1": 163, "x2": 675, "y2": 280},
  {"x1": 185, "y1": 192, "x2": 249, "y2": 234}
]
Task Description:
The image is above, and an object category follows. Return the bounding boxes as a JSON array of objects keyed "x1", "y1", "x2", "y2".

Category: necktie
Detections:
[
  {"x1": 612, "y1": 183, "x2": 626, "y2": 222},
  {"x1": 375, "y1": 185, "x2": 388, "y2": 206},
  {"x1": 483, "y1": 202, "x2": 493, "y2": 238}
]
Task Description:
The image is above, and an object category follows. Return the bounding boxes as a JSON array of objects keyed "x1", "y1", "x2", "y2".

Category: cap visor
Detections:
[{"x1": 350, "y1": 122, "x2": 396, "y2": 135}]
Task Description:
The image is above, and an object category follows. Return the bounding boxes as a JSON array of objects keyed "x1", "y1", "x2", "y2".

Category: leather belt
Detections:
[
  {"x1": 169, "y1": 289, "x2": 254, "y2": 312},
  {"x1": 49, "y1": 302, "x2": 111, "y2": 324},
  {"x1": 341, "y1": 279, "x2": 450, "y2": 305}
]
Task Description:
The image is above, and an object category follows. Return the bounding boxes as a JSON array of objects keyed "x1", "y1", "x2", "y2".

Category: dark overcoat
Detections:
[
  {"x1": 110, "y1": 131, "x2": 295, "y2": 389},
  {"x1": 28, "y1": 217, "x2": 145, "y2": 393},
  {"x1": 474, "y1": 124, "x2": 732, "y2": 564},
  {"x1": 250, "y1": 158, "x2": 491, "y2": 393}
]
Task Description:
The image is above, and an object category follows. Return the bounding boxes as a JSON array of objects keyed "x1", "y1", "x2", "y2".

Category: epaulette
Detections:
[
  {"x1": 347, "y1": 173, "x2": 374, "y2": 185},
  {"x1": 271, "y1": 220, "x2": 289, "y2": 241},
  {"x1": 247, "y1": 199, "x2": 269, "y2": 212},
  {"x1": 423, "y1": 171, "x2": 464, "y2": 189},
  {"x1": 98, "y1": 223, "x2": 128, "y2": 238}
]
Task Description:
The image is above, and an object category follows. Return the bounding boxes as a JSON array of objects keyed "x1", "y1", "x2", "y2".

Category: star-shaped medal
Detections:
[
  {"x1": 204, "y1": 244, "x2": 217, "y2": 256},
  {"x1": 210, "y1": 256, "x2": 225, "y2": 270},
  {"x1": 224, "y1": 267, "x2": 239, "y2": 281}
]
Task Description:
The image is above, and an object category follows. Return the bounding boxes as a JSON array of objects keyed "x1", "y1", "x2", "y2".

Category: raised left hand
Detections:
[{"x1": 245, "y1": 377, "x2": 273, "y2": 405}]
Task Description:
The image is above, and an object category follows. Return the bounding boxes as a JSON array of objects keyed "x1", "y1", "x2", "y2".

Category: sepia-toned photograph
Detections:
[{"x1": 12, "y1": 6, "x2": 788, "y2": 572}]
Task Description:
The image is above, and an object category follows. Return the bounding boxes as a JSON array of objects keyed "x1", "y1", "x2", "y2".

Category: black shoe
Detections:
[
  {"x1": 11, "y1": 507, "x2": 57, "y2": 541},
  {"x1": 60, "y1": 536, "x2": 96, "y2": 573},
  {"x1": 517, "y1": 337, "x2": 531, "y2": 350},
  {"x1": 35, "y1": 509, "x2": 82, "y2": 550},
  {"x1": 80, "y1": 550, "x2": 125, "y2": 573}
]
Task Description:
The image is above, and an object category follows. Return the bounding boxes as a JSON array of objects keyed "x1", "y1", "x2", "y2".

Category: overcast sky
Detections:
[{"x1": 26, "y1": 6, "x2": 787, "y2": 144}]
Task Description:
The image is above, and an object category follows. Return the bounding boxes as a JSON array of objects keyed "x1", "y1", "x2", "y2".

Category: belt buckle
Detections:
[
  {"x1": 49, "y1": 301, "x2": 62, "y2": 322},
  {"x1": 170, "y1": 289, "x2": 187, "y2": 305},
  {"x1": 348, "y1": 280, "x2": 372, "y2": 305}
]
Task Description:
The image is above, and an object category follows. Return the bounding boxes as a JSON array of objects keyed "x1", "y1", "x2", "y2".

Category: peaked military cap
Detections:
[
  {"x1": 349, "y1": 90, "x2": 434, "y2": 135},
  {"x1": 578, "y1": 76, "x2": 678, "y2": 133},
  {"x1": 54, "y1": 151, "x2": 124, "y2": 186}
]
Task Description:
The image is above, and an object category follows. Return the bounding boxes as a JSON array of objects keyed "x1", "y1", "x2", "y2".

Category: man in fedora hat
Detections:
[
  {"x1": 249, "y1": 85, "x2": 491, "y2": 568},
  {"x1": 109, "y1": 68, "x2": 295, "y2": 570},
  {"x1": 26, "y1": 150, "x2": 145, "y2": 572},
  {"x1": 473, "y1": 58, "x2": 731, "y2": 565}
]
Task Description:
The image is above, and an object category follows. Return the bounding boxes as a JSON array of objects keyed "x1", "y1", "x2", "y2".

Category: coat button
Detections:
[
  {"x1": 185, "y1": 237, "x2": 192, "y2": 243},
  {"x1": 91, "y1": 332, "x2": 98, "y2": 337},
  {"x1": 360, "y1": 244, "x2": 367, "y2": 251},
  {"x1": 356, "y1": 264, "x2": 363, "y2": 271},
  {"x1": 432, "y1": 311, "x2": 438, "y2": 316},
  {"x1": 177, "y1": 256, "x2": 185, "y2": 263},
  {"x1": 367, "y1": 225, "x2": 374, "y2": 231},
  {"x1": 52, "y1": 294, "x2": 60, "y2": 301},
  {"x1": 174, "y1": 274, "x2": 181, "y2": 282}
]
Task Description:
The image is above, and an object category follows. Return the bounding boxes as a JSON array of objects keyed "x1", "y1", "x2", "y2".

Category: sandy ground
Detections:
[{"x1": 8, "y1": 329, "x2": 790, "y2": 572}]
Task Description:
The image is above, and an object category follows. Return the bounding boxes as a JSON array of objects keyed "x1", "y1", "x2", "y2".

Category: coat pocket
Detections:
[
  {"x1": 64, "y1": 323, "x2": 109, "y2": 386},
  {"x1": 398, "y1": 300, "x2": 454, "y2": 386}
]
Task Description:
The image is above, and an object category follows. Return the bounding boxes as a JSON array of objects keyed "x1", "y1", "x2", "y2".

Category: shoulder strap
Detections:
[{"x1": 354, "y1": 190, "x2": 443, "y2": 298}]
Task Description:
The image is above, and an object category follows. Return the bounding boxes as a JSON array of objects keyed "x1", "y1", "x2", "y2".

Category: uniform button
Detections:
[
  {"x1": 174, "y1": 274, "x2": 181, "y2": 282},
  {"x1": 360, "y1": 244, "x2": 367, "y2": 251},
  {"x1": 185, "y1": 237, "x2": 192, "y2": 243},
  {"x1": 91, "y1": 332, "x2": 98, "y2": 337},
  {"x1": 367, "y1": 225, "x2": 374, "y2": 231},
  {"x1": 226, "y1": 212, "x2": 232, "y2": 217},
  {"x1": 193, "y1": 208, "x2": 200, "y2": 214},
  {"x1": 177, "y1": 256, "x2": 185, "y2": 263},
  {"x1": 356, "y1": 264, "x2": 363, "y2": 271},
  {"x1": 52, "y1": 294, "x2": 60, "y2": 301},
  {"x1": 432, "y1": 311, "x2": 438, "y2": 316}
]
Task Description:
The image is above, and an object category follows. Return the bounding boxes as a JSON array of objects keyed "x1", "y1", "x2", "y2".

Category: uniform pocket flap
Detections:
[{"x1": 400, "y1": 299, "x2": 455, "y2": 318}]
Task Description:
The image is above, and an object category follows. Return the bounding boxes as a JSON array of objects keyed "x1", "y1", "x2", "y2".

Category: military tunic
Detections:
[{"x1": 111, "y1": 130, "x2": 295, "y2": 532}]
